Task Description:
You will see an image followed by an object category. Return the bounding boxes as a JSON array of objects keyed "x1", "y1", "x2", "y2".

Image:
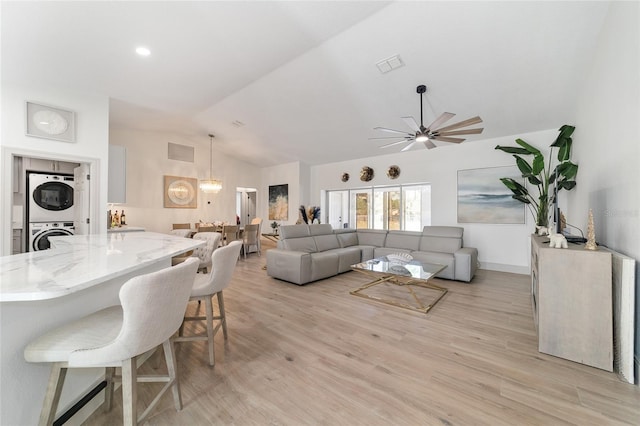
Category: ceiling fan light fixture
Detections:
[
  {"x1": 415, "y1": 134, "x2": 429, "y2": 143},
  {"x1": 200, "y1": 134, "x2": 222, "y2": 194}
]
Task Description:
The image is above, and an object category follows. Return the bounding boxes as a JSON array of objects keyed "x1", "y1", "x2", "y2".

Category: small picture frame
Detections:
[{"x1": 25, "y1": 102, "x2": 76, "y2": 143}]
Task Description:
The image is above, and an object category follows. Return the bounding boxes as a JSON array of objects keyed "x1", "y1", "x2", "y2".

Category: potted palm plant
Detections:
[{"x1": 495, "y1": 125, "x2": 578, "y2": 229}]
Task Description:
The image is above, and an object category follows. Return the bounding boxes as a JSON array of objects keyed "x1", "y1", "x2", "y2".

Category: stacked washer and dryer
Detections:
[{"x1": 27, "y1": 172, "x2": 75, "y2": 251}]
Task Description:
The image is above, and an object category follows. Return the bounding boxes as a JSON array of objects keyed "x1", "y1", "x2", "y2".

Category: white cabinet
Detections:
[
  {"x1": 12, "y1": 230, "x2": 22, "y2": 254},
  {"x1": 531, "y1": 235, "x2": 613, "y2": 371},
  {"x1": 108, "y1": 145, "x2": 126, "y2": 204},
  {"x1": 24, "y1": 157, "x2": 78, "y2": 174}
]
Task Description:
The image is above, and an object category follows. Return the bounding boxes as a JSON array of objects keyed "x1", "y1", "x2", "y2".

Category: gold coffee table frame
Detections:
[{"x1": 350, "y1": 257, "x2": 447, "y2": 314}]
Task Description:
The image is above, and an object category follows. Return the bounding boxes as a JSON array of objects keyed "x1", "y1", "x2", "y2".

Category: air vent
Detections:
[
  {"x1": 231, "y1": 120, "x2": 245, "y2": 127},
  {"x1": 167, "y1": 142, "x2": 194, "y2": 163},
  {"x1": 376, "y1": 55, "x2": 404, "y2": 74}
]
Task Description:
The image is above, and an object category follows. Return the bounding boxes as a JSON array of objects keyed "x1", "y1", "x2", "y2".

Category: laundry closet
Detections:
[{"x1": 11, "y1": 156, "x2": 88, "y2": 253}]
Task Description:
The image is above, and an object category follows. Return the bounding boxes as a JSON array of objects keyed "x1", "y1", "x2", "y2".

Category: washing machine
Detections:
[
  {"x1": 28, "y1": 172, "x2": 75, "y2": 222},
  {"x1": 29, "y1": 222, "x2": 74, "y2": 252}
]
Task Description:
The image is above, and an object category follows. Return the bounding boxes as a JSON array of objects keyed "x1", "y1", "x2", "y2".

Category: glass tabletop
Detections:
[{"x1": 351, "y1": 255, "x2": 446, "y2": 281}]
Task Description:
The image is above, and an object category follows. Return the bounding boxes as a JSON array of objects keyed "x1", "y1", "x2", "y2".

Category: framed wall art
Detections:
[
  {"x1": 268, "y1": 184, "x2": 289, "y2": 220},
  {"x1": 164, "y1": 175, "x2": 197, "y2": 208},
  {"x1": 25, "y1": 101, "x2": 76, "y2": 143},
  {"x1": 457, "y1": 166, "x2": 525, "y2": 224}
]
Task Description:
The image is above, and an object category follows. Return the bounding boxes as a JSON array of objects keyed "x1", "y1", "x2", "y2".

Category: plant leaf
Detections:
[
  {"x1": 514, "y1": 155, "x2": 533, "y2": 176},
  {"x1": 558, "y1": 138, "x2": 572, "y2": 161},
  {"x1": 559, "y1": 180, "x2": 576, "y2": 190},
  {"x1": 515, "y1": 139, "x2": 541, "y2": 155},
  {"x1": 512, "y1": 194, "x2": 531, "y2": 204},
  {"x1": 495, "y1": 145, "x2": 531, "y2": 155},
  {"x1": 551, "y1": 125, "x2": 575, "y2": 147},
  {"x1": 527, "y1": 175, "x2": 542, "y2": 185},
  {"x1": 500, "y1": 178, "x2": 528, "y2": 196},
  {"x1": 557, "y1": 162, "x2": 578, "y2": 179},
  {"x1": 532, "y1": 154, "x2": 545, "y2": 175}
]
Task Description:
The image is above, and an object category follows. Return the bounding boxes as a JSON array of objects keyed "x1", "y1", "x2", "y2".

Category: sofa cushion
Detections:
[
  {"x1": 282, "y1": 236, "x2": 317, "y2": 253},
  {"x1": 310, "y1": 252, "x2": 339, "y2": 281},
  {"x1": 419, "y1": 236, "x2": 462, "y2": 253},
  {"x1": 309, "y1": 224, "x2": 334, "y2": 236},
  {"x1": 314, "y1": 234, "x2": 340, "y2": 252},
  {"x1": 411, "y1": 251, "x2": 455, "y2": 279},
  {"x1": 385, "y1": 230, "x2": 422, "y2": 251},
  {"x1": 280, "y1": 225, "x2": 310, "y2": 239},
  {"x1": 374, "y1": 247, "x2": 413, "y2": 258},
  {"x1": 337, "y1": 232, "x2": 358, "y2": 248},
  {"x1": 356, "y1": 229, "x2": 387, "y2": 247},
  {"x1": 422, "y1": 226, "x2": 463, "y2": 239},
  {"x1": 332, "y1": 247, "x2": 362, "y2": 273}
]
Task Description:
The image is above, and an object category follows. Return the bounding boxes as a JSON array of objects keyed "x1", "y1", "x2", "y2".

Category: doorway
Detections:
[{"x1": 236, "y1": 187, "x2": 257, "y2": 227}]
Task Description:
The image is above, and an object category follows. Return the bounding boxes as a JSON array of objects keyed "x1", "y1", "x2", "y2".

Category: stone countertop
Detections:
[
  {"x1": 0, "y1": 232, "x2": 203, "y2": 302},
  {"x1": 107, "y1": 226, "x2": 146, "y2": 233}
]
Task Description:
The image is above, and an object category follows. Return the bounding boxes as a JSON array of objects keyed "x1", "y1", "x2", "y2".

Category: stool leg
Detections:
[
  {"x1": 205, "y1": 296, "x2": 215, "y2": 366},
  {"x1": 121, "y1": 357, "x2": 137, "y2": 426},
  {"x1": 39, "y1": 363, "x2": 67, "y2": 426},
  {"x1": 104, "y1": 367, "x2": 116, "y2": 411},
  {"x1": 217, "y1": 291, "x2": 228, "y2": 340},
  {"x1": 163, "y1": 339, "x2": 183, "y2": 411}
]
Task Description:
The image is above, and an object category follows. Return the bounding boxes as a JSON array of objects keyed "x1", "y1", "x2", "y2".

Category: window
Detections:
[{"x1": 326, "y1": 184, "x2": 431, "y2": 231}]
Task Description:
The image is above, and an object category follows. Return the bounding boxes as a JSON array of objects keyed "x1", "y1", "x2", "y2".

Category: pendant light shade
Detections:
[{"x1": 200, "y1": 134, "x2": 222, "y2": 193}]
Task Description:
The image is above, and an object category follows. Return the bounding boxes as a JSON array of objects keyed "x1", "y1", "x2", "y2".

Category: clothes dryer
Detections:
[{"x1": 27, "y1": 173, "x2": 74, "y2": 222}]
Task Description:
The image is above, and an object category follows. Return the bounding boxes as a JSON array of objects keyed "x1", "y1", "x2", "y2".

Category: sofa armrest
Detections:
[
  {"x1": 266, "y1": 249, "x2": 312, "y2": 285},
  {"x1": 454, "y1": 247, "x2": 478, "y2": 282}
]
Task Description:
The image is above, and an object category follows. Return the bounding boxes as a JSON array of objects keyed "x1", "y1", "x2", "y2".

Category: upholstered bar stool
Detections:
[
  {"x1": 24, "y1": 258, "x2": 199, "y2": 426},
  {"x1": 191, "y1": 232, "x2": 222, "y2": 273},
  {"x1": 175, "y1": 241, "x2": 242, "y2": 366}
]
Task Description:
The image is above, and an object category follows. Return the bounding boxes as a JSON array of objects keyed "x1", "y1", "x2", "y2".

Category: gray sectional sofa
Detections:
[{"x1": 266, "y1": 224, "x2": 478, "y2": 285}]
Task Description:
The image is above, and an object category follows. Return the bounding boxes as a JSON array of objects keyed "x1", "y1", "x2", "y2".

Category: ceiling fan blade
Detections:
[
  {"x1": 401, "y1": 116, "x2": 421, "y2": 133},
  {"x1": 425, "y1": 112, "x2": 455, "y2": 131},
  {"x1": 423, "y1": 140, "x2": 437, "y2": 149},
  {"x1": 369, "y1": 136, "x2": 414, "y2": 140},
  {"x1": 401, "y1": 141, "x2": 417, "y2": 152},
  {"x1": 380, "y1": 139, "x2": 413, "y2": 149},
  {"x1": 374, "y1": 127, "x2": 411, "y2": 136},
  {"x1": 437, "y1": 128, "x2": 484, "y2": 136},
  {"x1": 432, "y1": 136, "x2": 466, "y2": 143},
  {"x1": 435, "y1": 116, "x2": 483, "y2": 132}
]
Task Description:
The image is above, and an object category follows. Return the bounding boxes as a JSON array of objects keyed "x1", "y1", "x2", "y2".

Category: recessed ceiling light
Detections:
[{"x1": 135, "y1": 46, "x2": 151, "y2": 56}]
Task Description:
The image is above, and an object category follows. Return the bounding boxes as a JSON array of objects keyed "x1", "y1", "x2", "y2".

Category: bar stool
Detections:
[
  {"x1": 175, "y1": 241, "x2": 242, "y2": 366},
  {"x1": 24, "y1": 258, "x2": 200, "y2": 426}
]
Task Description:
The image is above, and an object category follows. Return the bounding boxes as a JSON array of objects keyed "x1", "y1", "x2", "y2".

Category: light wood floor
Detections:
[{"x1": 85, "y1": 240, "x2": 640, "y2": 425}]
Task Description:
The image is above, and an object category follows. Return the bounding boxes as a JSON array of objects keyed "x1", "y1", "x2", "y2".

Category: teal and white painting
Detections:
[{"x1": 457, "y1": 166, "x2": 525, "y2": 224}]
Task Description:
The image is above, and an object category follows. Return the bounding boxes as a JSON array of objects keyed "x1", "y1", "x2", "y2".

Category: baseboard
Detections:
[{"x1": 479, "y1": 262, "x2": 529, "y2": 275}]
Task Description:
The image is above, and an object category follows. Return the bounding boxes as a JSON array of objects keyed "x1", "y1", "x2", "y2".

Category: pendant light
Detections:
[{"x1": 199, "y1": 134, "x2": 222, "y2": 193}]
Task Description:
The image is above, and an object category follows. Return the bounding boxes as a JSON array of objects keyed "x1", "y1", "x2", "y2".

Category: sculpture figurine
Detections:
[
  {"x1": 548, "y1": 232, "x2": 568, "y2": 249},
  {"x1": 584, "y1": 208, "x2": 597, "y2": 250},
  {"x1": 536, "y1": 225, "x2": 550, "y2": 236}
]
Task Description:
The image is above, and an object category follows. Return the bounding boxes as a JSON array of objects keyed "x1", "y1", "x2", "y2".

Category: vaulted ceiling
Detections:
[{"x1": 2, "y1": 1, "x2": 611, "y2": 166}]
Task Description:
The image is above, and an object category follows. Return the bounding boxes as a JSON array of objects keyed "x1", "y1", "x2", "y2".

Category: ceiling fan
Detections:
[{"x1": 370, "y1": 85, "x2": 483, "y2": 151}]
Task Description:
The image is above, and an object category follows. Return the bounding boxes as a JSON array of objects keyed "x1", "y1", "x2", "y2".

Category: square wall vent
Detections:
[
  {"x1": 376, "y1": 55, "x2": 404, "y2": 74},
  {"x1": 168, "y1": 142, "x2": 194, "y2": 163}
]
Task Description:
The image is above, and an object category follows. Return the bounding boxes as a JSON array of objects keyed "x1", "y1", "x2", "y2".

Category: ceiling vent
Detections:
[
  {"x1": 231, "y1": 120, "x2": 245, "y2": 127},
  {"x1": 376, "y1": 55, "x2": 404, "y2": 74}
]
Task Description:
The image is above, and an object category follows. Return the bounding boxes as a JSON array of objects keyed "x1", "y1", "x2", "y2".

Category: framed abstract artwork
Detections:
[
  {"x1": 164, "y1": 175, "x2": 197, "y2": 208},
  {"x1": 457, "y1": 166, "x2": 525, "y2": 224},
  {"x1": 268, "y1": 184, "x2": 288, "y2": 220}
]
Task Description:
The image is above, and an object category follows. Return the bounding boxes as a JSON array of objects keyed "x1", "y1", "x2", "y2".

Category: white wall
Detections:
[
  {"x1": 310, "y1": 129, "x2": 562, "y2": 274},
  {"x1": 0, "y1": 84, "x2": 109, "y2": 255},
  {"x1": 259, "y1": 161, "x2": 303, "y2": 227},
  {"x1": 108, "y1": 127, "x2": 261, "y2": 233},
  {"x1": 570, "y1": 1, "x2": 640, "y2": 374}
]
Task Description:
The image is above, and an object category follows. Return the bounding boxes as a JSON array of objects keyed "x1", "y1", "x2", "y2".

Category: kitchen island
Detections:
[{"x1": 0, "y1": 231, "x2": 203, "y2": 425}]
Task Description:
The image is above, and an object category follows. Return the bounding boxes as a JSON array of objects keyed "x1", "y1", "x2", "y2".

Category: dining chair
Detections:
[
  {"x1": 242, "y1": 224, "x2": 260, "y2": 259},
  {"x1": 172, "y1": 223, "x2": 191, "y2": 230},
  {"x1": 250, "y1": 217, "x2": 263, "y2": 252},
  {"x1": 197, "y1": 225, "x2": 216, "y2": 233},
  {"x1": 174, "y1": 241, "x2": 242, "y2": 366},
  {"x1": 221, "y1": 225, "x2": 239, "y2": 246},
  {"x1": 24, "y1": 258, "x2": 200, "y2": 426},
  {"x1": 191, "y1": 232, "x2": 222, "y2": 273}
]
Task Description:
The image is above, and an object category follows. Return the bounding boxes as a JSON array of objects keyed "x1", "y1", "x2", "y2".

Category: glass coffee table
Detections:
[{"x1": 350, "y1": 255, "x2": 447, "y2": 314}]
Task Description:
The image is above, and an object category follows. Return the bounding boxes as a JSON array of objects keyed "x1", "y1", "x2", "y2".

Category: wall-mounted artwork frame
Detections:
[
  {"x1": 25, "y1": 101, "x2": 76, "y2": 143},
  {"x1": 457, "y1": 166, "x2": 526, "y2": 224},
  {"x1": 164, "y1": 175, "x2": 197, "y2": 209},
  {"x1": 268, "y1": 184, "x2": 288, "y2": 220}
]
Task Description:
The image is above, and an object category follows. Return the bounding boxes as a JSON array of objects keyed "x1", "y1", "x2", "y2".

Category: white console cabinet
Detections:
[{"x1": 531, "y1": 235, "x2": 613, "y2": 371}]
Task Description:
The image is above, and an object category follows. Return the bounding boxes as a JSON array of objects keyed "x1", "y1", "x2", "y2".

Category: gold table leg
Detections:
[{"x1": 349, "y1": 274, "x2": 448, "y2": 314}]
